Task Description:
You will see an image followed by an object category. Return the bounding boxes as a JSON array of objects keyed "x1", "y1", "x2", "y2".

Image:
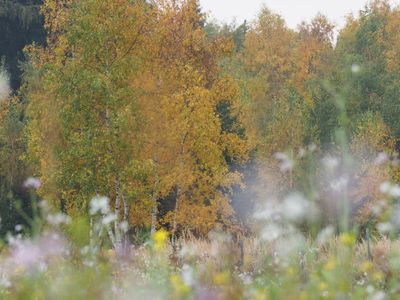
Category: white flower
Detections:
[
  {"x1": 239, "y1": 273, "x2": 253, "y2": 285},
  {"x1": 0, "y1": 70, "x2": 10, "y2": 103},
  {"x1": 9, "y1": 232, "x2": 67, "y2": 271},
  {"x1": 366, "y1": 285, "x2": 375, "y2": 294},
  {"x1": 253, "y1": 203, "x2": 277, "y2": 220},
  {"x1": 0, "y1": 276, "x2": 11, "y2": 288},
  {"x1": 370, "y1": 291, "x2": 386, "y2": 300},
  {"x1": 374, "y1": 152, "x2": 389, "y2": 165},
  {"x1": 390, "y1": 186, "x2": 400, "y2": 198},
  {"x1": 275, "y1": 152, "x2": 294, "y2": 172},
  {"x1": 316, "y1": 226, "x2": 335, "y2": 245},
  {"x1": 181, "y1": 264, "x2": 194, "y2": 286},
  {"x1": 23, "y1": 177, "x2": 41, "y2": 189},
  {"x1": 298, "y1": 148, "x2": 306, "y2": 158},
  {"x1": 308, "y1": 144, "x2": 317, "y2": 152},
  {"x1": 391, "y1": 206, "x2": 400, "y2": 230},
  {"x1": 380, "y1": 182, "x2": 391, "y2": 194},
  {"x1": 275, "y1": 233, "x2": 306, "y2": 257},
  {"x1": 260, "y1": 224, "x2": 283, "y2": 242},
  {"x1": 282, "y1": 193, "x2": 310, "y2": 222},
  {"x1": 351, "y1": 64, "x2": 361, "y2": 74},
  {"x1": 371, "y1": 201, "x2": 386, "y2": 216},
  {"x1": 102, "y1": 213, "x2": 116, "y2": 225},
  {"x1": 119, "y1": 221, "x2": 129, "y2": 233},
  {"x1": 380, "y1": 182, "x2": 400, "y2": 198},
  {"x1": 376, "y1": 223, "x2": 393, "y2": 234},
  {"x1": 89, "y1": 196, "x2": 110, "y2": 215},
  {"x1": 179, "y1": 244, "x2": 198, "y2": 258},
  {"x1": 322, "y1": 156, "x2": 339, "y2": 172},
  {"x1": 330, "y1": 175, "x2": 349, "y2": 192},
  {"x1": 47, "y1": 213, "x2": 72, "y2": 226}
]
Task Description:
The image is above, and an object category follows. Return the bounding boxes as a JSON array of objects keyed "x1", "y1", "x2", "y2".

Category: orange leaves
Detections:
[
  {"x1": 132, "y1": 0, "x2": 249, "y2": 233},
  {"x1": 25, "y1": 0, "x2": 249, "y2": 234}
]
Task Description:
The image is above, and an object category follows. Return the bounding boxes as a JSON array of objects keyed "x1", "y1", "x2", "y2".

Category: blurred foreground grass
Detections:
[{"x1": 0, "y1": 219, "x2": 399, "y2": 300}]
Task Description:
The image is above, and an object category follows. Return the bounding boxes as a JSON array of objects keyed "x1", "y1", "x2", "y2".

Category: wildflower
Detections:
[
  {"x1": 23, "y1": 177, "x2": 41, "y2": 190},
  {"x1": 351, "y1": 64, "x2": 361, "y2": 74},
  {"x1": 372, "y1": 272, "x2": 384, "y2": 282},
  {"x1": 181, "y1": 264, "x2": 193, "y2": 286},
  {"x1": 0, "y1": 70, "x2": 10, "y2": 102},
  {"x1": 339, "y1": 233, "x2": 355, "y2": 246},
  {"x1": 371, "y1": 201, "x2": 386, "y2": 216},
  {"x1": 391, "y1": 205, "x2": 400, "y2": 230},
  {"x1": 390, "y1": 185, "x2": 400, "y2": 198},
  {"x1": 282, "y1": 193, "x2": 313, "y2": 221},
  {"x1": 376, "y1": 223, "x2": 393, "y2": 234},
  {"x1": 330, "y1": 175, "x2": 349, "y2": 192},
  {"x1": 102, "y1": 213, "x2": 116, "y2": 225},
  {"x1": 171, "y1": 274, "x2": 190, "y2": 296},
  {"x1": 119, "y1": 221, "x2": 129, "y2": 233},
  {"x1": 319, "y1": 282, "x2": 328, "y2": 291},
  {"x1": 300, "y1": 292, "x2": 308, "y2": 300},
  {"x1": 308, "y1": 144, "x2": 317, "y2": 152},
  {"x1": 375, "y1": 152, "x2": 389, "y2": 165},
  {"x1": 239, "y1": 272, "x2": 253, "y2": 285},
  {"x1": 47, "y1": 213, "x2": 71, "y2": 226},
  {"x1": 275, "y1": 152, "x2": 294, "y2": 172},
  {"x1": 0, "y1": 276, "x2": 11, "y2": 288},
  {"x1": 213, "y1": 271, "x2": 230, "y2": 285},
  {"x1": 107, "y1": 249, "x2": 116, "y2": 260},
  {"x1": 253, "y1": 203, "x2": 277, "y2": 221},
  {"x1": 380, "y1": 181, "x2": 400, "y2": 198},
  {"x1": 360, "y1": 261, "x2": 374, "y2": 273},
  {"x1": 89, "y1": 196, "x2": 110, "y2": 215},
  {"x1": 380, "y1": 181, "x2": 391, "y2": 194},
  {"x1": 371, "y1": 291, "x2": 386, "y2": 300},
  {"x1": 275, "y1": 232, "x2": 306, "y2": 257},
  {"x1": 316, "y1": 226, "x2": 335, "y2": 245},
  {"x1": 322, "y1": 156, "x2": 339, "y2": 172},
  {"x1": 260, "y1": 224, "x2": 283, "y2": 242},
  {"x1": 14, "y1": 265, "x2": 25, "y2": 275},
  {"x1": 286, "y1": 267, "x2": 296, "y2": 276},
  {"x1": 298, "y1": 148, "x2": 306, "y2": 158},
  {"x1": 324, "y1": 259, "x2": 336, "y2": 271},
  {"x1": 153, "y1": 229, "x2": 168, "y2": 251}
]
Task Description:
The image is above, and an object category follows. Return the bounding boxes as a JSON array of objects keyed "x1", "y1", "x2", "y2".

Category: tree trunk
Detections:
[
  {"x1": 122, "y1": 192, "x2": 129, "y2": 251},
  {"x1": 150, "y1": 200, "x2": 158, "y2": 237},
  {"x1": 114, "y1": 179, "x2": 122, "y2": 250},
  {"x1": 150, "y1": 172, "x2": 159, "y2": 237},
  {"x1": 172, "y1": 185, "x2": 181, "y2": 246}
]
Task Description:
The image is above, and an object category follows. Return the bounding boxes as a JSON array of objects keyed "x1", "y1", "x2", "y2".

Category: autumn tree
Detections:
[
  {"x1": 26, "y1": 0, "x2": 155, "y2": 251},
  {"x1": 24, "y1": 0, "x2": 249, "y2": 241},
  {"x1": 134, "y1": 0, "x2": 249, "y2": 236}
]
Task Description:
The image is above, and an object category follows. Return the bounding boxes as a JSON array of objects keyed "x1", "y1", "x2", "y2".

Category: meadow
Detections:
[{"x1": 1, "y1": 0, "x2": 400, "y2": 299}]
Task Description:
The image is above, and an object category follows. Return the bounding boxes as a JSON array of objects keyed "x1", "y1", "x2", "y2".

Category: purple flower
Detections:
[
  {"x1": 23, "y1": 177, "x2": 41, "y2": 190},
  {"x1": 9, "y1": 231, "x2": 68, "y2": 271}
]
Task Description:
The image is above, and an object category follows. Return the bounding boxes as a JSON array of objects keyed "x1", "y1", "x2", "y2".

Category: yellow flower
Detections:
[
  {"x1": 339, "y1": 233, "x2": 355, "y2": 246},
  {"x1": 360, "y1": 261, "x2": 373, "y2": 273},
  {"x1": 324, "y1": 259, "x2": 336, "y2": 271},
  {"x1": 319, "y1": 282, "x2": 328, "y2": 291},
  {"x1": 372, "y1": 271, "x2": 384, "y2": 282},
  {"x1": 286, "y1": 267, "x2": 296, "y2": 276},
  {"x1": 213, "y1": 271, "x2": 230, "y2": 285},
  {"x1": 299, "y1": 292, "x2": 308, "y2": 300},
  {"x1": 252, "y1": 289, "x2": 268, "y2": 300},
  {"x1": 14, "y1": 265, "x2": 25, "y2": 275},
  {"x1": 171, "y1": 274, "x2": 190, "y2": 296},
  {"x1": 107, "y1": 249, "x2": 116, "y2": 259},
  {"x1": 153, "y1": 229, "x2": 168, "y2": 251}
]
